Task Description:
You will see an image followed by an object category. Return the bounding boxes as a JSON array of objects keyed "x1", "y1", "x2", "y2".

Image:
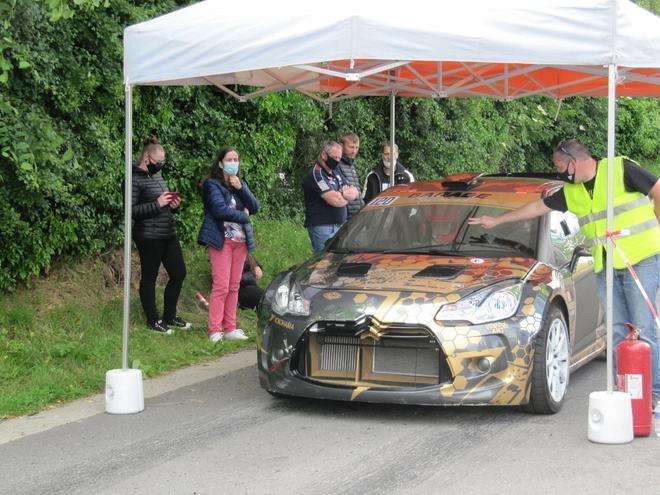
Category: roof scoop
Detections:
[
  {"x1": 414, "y1": 265, "x2": 465, "y2": 279},
  {"x1": 337, "y1": 262, "x2": 372, "y2": 277}
]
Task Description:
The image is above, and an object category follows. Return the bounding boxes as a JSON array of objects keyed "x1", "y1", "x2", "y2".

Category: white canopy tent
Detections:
[
  {"x1": 124, "y1": 0, "x2": 660, "y2": 98},
  {"x1": 121, "y1": 0, "x2": 660, "y2": 406}
]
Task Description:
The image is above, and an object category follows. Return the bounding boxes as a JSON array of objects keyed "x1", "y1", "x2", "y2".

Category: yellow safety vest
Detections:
[{"x1": 563, "y1": 157, "x2": 660, "y2": 273}]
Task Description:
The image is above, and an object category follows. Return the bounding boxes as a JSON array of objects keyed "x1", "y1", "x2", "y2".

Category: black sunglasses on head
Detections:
[{"x1": 556, "y1": 141, "x2": 576, "y2": 162}]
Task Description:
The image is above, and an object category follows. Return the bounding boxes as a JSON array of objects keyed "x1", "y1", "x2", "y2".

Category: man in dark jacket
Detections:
[
  {"x1": 362, "y1": 142, "x2": 415, "y2": 204},
  {"x1": 339, "y1": 133, "x2": 364, "y2": 219},
  {"x1": 303, "y1": 141, "x2": 360, "y2": 253},
  {"x1": 130, "y1": 137, "x2": 190, "y2": 334}
]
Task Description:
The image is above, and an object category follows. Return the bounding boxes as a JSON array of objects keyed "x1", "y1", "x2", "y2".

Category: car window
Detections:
[
  {"x1": 549, "y1": 210, "x2": 586, "y2": 265},
  {"x1": 333, "y1": 204, "x2": 537, "y2": 257}
]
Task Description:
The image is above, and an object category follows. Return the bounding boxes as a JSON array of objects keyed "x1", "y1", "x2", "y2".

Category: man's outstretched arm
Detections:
[{"x1": 468, "y1": 199, "x2": 551, "y2": 229}]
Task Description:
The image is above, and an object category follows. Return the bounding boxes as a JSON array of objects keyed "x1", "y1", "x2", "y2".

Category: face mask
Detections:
[
  {"x1": 223, "y1": 161, "x2": 240, "y2": 176},
  {"x1": 556, "y1": 164, "x2": 575, "y2": 183},
  {"x1": 147, "y1": 160, "x2": 164, "y2": 174},
  {"x1": 325, "y1": 156, "x2": 340, "y2": 170}
]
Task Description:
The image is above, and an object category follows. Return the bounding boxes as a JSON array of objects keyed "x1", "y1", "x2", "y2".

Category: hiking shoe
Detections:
[
  {"x1": 165, "y1": 316, "x2": 192, "y2": 330},
  {"x1": 209, "y1": 332, "x2": 223, "y2": 343},
  {"x1": 224, "y1": 328, "x2": 248, "y2": 341},
  {"x1": 149, "y1": 320, "x2": 173, "y2": 335}
]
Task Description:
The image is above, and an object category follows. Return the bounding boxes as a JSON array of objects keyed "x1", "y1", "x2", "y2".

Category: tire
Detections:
[{"x1": 524, "y1": 305, "x2": 570, "y2": 414}]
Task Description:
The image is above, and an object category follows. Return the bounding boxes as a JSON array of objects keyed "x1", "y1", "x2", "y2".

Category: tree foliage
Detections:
[{"x1": 0, "y1": 0, "x2": 658, "y2": 290}]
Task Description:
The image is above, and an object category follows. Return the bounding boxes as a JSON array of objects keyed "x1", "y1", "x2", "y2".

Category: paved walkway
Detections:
[{"x1": 0, "y1": 348, "x2": 256, "y2": 446}]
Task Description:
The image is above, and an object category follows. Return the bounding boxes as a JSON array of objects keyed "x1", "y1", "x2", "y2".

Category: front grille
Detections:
[
  {"x1": 319, "y1": 335, "x2": 359, "y2": 371},
  {"x1": 372, "y1": 339, "x2": 439, "y2": 377},
  {"x1": 298, "y1": 318, "x2": 452, "y2": 388}
]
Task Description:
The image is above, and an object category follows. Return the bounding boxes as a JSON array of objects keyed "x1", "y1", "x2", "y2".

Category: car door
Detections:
[{"x1": 548, "y1": 210, "x2": 602, "y2": 353}]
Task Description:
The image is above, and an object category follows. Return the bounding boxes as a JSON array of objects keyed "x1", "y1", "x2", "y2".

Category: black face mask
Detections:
[
  {"x1": 147, "y1": 160, "x2": 165, "y2": 174},
  {"x1": 556, "y1": 170, "x2": 575, "y2": 183},
  {"x1": 325, "y1": 156, "x2": 340, "y2": 170}
]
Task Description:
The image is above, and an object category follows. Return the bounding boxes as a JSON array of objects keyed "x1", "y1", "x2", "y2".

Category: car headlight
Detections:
[
  {"x1": 436, "y1": 283, "x2": 523, "y2": 324},
  {"x1": 272, "y1": 273, "x2": 310, "y2": 316}
]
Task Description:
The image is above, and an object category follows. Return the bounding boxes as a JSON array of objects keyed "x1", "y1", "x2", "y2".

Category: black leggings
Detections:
[{"x1": 134, "y1": 236, "x2": 187, "y2": 324}]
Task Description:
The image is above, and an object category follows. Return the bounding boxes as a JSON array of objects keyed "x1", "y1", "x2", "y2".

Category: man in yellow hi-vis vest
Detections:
[{"x1": 469, "y1": 139, "x2": 660, "y2": 405}]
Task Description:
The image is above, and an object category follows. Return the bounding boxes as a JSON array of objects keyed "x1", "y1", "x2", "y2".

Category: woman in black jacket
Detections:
[{"x1": 131, "y1": 136, "x2": 189, "y2": 334}]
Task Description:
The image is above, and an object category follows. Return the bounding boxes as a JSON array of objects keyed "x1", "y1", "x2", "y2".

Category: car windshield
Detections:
[{"x1": 330, "y1": 203, "x2": 538, "y2": 257}]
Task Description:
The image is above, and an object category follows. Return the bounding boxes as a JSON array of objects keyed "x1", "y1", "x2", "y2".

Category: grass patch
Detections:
[{"x1": 0, "y1": 216, "x2": 311, "y2": 418}]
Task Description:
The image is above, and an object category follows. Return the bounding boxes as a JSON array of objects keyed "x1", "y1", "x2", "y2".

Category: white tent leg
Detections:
[
  {"x1": 587, "y1": 63, "x2": 632, "y2": 444},
  {"x1": 389, "y1": 92, "x2": 396, "y2": 187},
  {"x1": 605, "y1": 63, "x2": 616, "y2": 395},
  {"x1": 104, "y1": 83, "x2": 145, "y2": 415},
  {"x1": 123, "y1": 84, "x2": 133, "y2": 371}
]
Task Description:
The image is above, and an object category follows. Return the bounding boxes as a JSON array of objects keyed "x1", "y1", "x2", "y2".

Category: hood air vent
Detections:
[
  {"x1": 337, "y1": 262, "x2": 372, "y2": 277},
  {"x1": 414, "y1": 265, "x2": 465, "y2": 279}
]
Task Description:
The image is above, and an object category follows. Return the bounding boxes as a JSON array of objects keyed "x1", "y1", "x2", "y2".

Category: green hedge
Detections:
[{"x1": 0, "y1": 0, "x2": 658, "y2": 291}]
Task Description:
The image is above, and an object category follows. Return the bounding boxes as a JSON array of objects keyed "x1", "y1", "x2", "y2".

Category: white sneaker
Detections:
[
  {"x1": 209, "y1": 332, "x2": 223, "y2": 343},
  {"x1": 224, "y1": 329, "x2": 248, "y2": 341}
]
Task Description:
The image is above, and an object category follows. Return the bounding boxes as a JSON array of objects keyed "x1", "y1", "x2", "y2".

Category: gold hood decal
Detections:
[{"x1": 302, "y1": 253, "x2": 535, "y2": 293}]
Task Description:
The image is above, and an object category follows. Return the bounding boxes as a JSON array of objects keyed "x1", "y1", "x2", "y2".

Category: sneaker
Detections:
[
  {"x1": 165, "y1": 316, "x2": 192, "y2": 330},
  {"x1": 224, "y1": 328, "x2": 248, "y2": 341},
  {"x1": 149, "y1": 320, "x2": 173, "y2": 335},
  {"x1": 209, "y1": 332, "x2": 223, "y2": 343}
]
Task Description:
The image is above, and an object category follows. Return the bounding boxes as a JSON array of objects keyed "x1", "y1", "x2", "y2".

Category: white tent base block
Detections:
[
  {"x1": 105, "y1": 369, "x2": 144, "y2": 414},
  {"x1": 587, "y1": 391, "x2": 633, "y2": 444}
]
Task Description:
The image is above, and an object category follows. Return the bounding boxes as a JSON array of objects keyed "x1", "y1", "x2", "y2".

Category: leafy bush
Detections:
[{"x1": 0, "y1": 0, "x2": 658, "y2": 291}]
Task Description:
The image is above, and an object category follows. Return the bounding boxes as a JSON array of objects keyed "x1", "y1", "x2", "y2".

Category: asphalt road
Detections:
[{"x1": 2, "y1": 350, "x2": 660, "y2": 495}]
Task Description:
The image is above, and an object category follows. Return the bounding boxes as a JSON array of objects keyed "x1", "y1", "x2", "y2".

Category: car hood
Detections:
[{"x1": 297, "y1": 252, "x2": 537, "y2": 296}]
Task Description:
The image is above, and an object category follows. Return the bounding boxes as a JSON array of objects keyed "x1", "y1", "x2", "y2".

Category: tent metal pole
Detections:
[
  {"x1": 605, "y1": 64, "x2": 616, "y2": 394},
  {"x1": 389, "y1": 92, "x2": 396, "y2": 187},
  {"x1": 122, "y1": 83, "x2": 133, "y2": 371}
]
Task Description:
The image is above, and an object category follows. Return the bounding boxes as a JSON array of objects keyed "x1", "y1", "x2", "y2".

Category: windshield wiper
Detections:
[
  {"x1": 466, "y1": 234, "x2": 534, "y2": 257},
  {"x1": 382, "y1": 244, "x2": 467, "y2": 255},
  {"x1": 328, "y1": 247, "x2": 358, "y2": 254}
]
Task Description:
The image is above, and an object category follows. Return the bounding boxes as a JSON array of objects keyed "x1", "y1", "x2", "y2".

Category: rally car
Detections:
[{"x1": 256, "y1": 173, "x2": 606, "y2": 414}]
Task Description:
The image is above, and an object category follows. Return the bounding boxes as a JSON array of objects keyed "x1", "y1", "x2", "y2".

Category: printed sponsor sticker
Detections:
[
  {"x1": 369, "y1": 196, "x2": 398, "y2": 206},
  {"x1": 269, "y1": 314, "x2": 295, "y2": 330},
  {"x1": 470, "y1": 258, "x2": 485, "y2": 264}
]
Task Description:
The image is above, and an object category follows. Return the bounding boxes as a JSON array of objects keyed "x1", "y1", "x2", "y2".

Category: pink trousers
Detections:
[{"x1": 207, "y1": 240, "x2": 247, "y2": 335}]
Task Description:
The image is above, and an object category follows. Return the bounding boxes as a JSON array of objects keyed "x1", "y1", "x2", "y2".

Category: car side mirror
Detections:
[{"x1": 569, "y1": 244, "x2": 591, "y2": 272}]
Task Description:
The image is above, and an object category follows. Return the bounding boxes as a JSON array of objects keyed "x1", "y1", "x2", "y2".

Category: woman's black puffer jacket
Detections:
[{"x1": 131, "y1": 164, "x2": 177, "y2": 240}]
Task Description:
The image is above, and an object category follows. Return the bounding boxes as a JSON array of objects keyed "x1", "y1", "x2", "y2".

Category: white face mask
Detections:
[{"x1": 223, "y1": 161, "x2": 240, "y2": 176}]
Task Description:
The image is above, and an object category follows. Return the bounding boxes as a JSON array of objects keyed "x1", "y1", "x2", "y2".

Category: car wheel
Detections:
[{"x1": 525, "y1": 305, "x2": 570, "y2": 414}]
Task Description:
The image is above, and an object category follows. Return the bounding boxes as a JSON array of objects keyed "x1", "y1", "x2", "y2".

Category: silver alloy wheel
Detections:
[{"x1": 545, "y1": 318, "x2": 569, "y2": 403}]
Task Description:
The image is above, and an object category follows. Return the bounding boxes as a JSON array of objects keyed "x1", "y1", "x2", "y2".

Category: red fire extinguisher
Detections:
[{"x1": 617, "y1": 323, "x2": 652, "y2": 437}]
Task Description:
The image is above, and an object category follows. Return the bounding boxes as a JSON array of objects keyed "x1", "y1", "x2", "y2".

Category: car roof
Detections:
[{"x1": 363, "y1": 172, "x2": 563, "y2": 210}]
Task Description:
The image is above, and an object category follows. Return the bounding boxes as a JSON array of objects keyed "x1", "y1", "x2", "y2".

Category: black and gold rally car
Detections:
[{"x1": 257, "y1": 173, "x2": 606, "y2": 414}]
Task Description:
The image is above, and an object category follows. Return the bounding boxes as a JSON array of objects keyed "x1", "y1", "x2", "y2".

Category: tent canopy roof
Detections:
[{"x1": 124, "y1": 0, "x2": 660, "y2": 100}]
